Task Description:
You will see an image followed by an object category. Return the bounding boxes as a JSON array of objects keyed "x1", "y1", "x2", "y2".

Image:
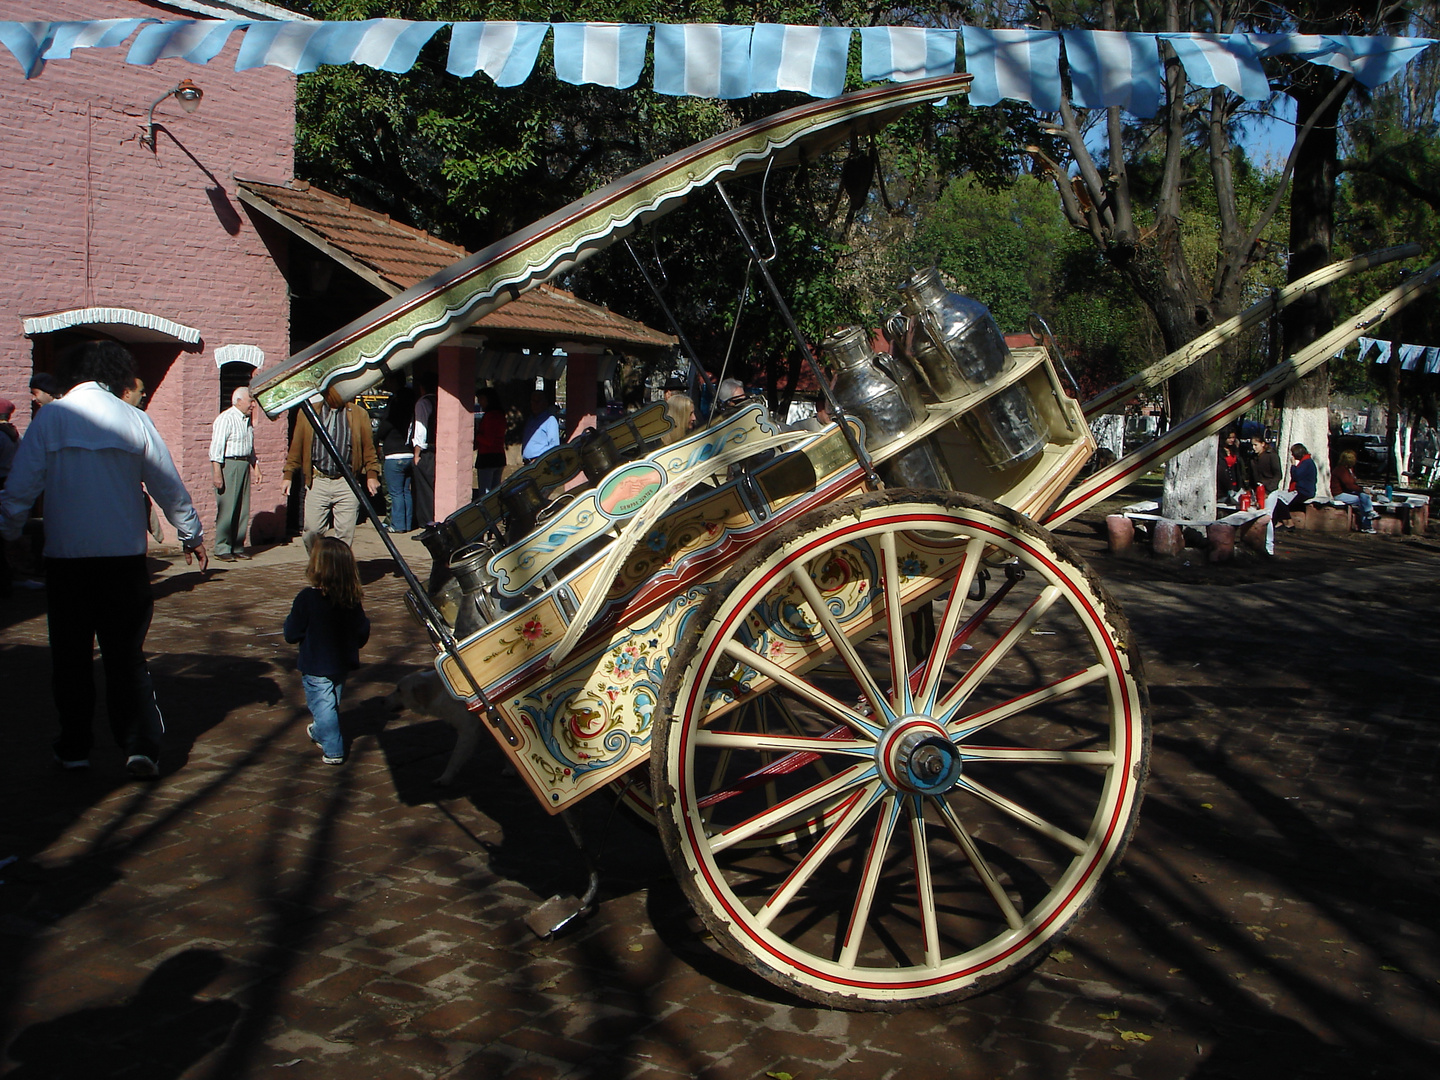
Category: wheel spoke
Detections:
[
  {"x1": 657, "y1": 493, "x2": 1148, "y2": 1007},
  {"x1": 879, "y1": 530, "x2": 911, "y2": 715},
  {"x1": 933, "y1": 796, "x2": 1025, "y2": 930},
  {"x1": 908, "y1": 798, "x2": 943, "y2": 967},
  {"x1": 934, "y1": 585, "x2": 1062, "y2": 720},
  {"x1": 719, "y1": 640, "x2": 882, "y2": 739},
  {"x1": 953, "y1": 776, "x2": 1089, "y2": 856},
  {"x1": 837, "y1": 794, "x2": 903, "y2": 967},
  {"x1": 948, "y1": 664, "x2": 1109, "y2": 740},
  {"x1": 915, "y1": 535, "x2": 986, "y2": 709},
  {"x1": 693, "y1": 730, "x2": 873, "y2": 757},
  {"x1": 754, "y1": 781, "x2": 883, "y2": 930},
  {"x1": 788, "y1": 561, "x2": 895, "y2": 725},
  {"x1": 959, "y1": 746, "x2": 1116, "y2": 765},
  {"x1": 709, "y1": 761, "x2": 875, "y2": 853}
]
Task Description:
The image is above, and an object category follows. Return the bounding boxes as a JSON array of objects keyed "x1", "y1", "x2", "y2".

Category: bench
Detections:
[{"x1": 1107, "y1": 503, "x2": 1270, "y2": 561}]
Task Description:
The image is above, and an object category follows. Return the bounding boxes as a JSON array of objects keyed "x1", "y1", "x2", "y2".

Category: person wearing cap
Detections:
[
  {"x1": 0, "y1": 342, "x2": 207, "y2": 778},
  {"x1": 29, "y1": 372, "x2": 59, "y2": 409}
]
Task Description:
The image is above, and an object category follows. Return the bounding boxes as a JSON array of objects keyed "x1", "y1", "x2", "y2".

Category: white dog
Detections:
[{"x1": 385, "y1": 670, "x2": 482, "y2": 786}]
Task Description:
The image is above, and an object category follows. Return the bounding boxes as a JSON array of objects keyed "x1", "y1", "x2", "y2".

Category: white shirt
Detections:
[
  {"x1": 0, "y1": 382, "x2": 203, "y2": 558},
  {"x1": 410, "y1": 393, "x2": 436, "y2": 451},
  {"x1": 208, "y1": 405, "x2": 254, "y2": 463}
]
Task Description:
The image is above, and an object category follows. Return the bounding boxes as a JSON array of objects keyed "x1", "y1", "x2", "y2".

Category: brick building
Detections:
[{"x1": 0, "y1": 0, "x2": 299, "y2": 544}]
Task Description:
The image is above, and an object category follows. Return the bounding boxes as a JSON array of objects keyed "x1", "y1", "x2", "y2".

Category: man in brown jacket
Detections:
[{"x1": 282, "y1": 401, "x2": 381, "y2": 551}]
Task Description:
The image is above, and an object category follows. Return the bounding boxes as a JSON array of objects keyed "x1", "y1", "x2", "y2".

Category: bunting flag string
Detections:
[
  {"x1": 1358, "y1": 336, "x2": 1440, "y2": 372},
  {"x1": 0, "y1": 17, "x2": 1434, "y2": 114}
]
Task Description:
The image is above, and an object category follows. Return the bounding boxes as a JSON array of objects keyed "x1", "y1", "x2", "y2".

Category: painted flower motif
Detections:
[
  {"x1": 645, "y1": 529, "x2": 668, "y2": 552},
  {"x1": 900, "y1": 556, "x2": 923, "y2": 579},
  {"x1": 521, "y1": 619, "x2": 546, "y2": 641},
  {"x1": 614, "y1": 652, "x2": 635, "y2": 675}
]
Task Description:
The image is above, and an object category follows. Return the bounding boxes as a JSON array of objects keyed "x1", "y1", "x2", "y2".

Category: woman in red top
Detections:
[
  {"x1": 1331, "y1": 449, "x2": 1376, "y2": 533},
  {"x1": 474, "y1": 388, "x2": 507, "y2": 495}
]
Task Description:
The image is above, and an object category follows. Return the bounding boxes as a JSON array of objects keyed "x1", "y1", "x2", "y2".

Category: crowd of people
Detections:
[
  {"x1": 0, "y1": 358, "x2": 692, "y2": 777},
  {"x1": 1213, "y1": 426, "x2": 1382, "y2": 556}
]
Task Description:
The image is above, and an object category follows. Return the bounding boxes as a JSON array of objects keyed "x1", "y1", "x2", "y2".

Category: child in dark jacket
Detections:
[{"x1": 284, "y1": 537, "x2": 370, "y2": 764}]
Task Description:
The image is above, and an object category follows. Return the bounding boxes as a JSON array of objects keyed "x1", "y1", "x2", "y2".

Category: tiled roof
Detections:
[
  {"x1": 480, "y1": 283, "x2": 676, "y2": 351},
  {"x1": 235, "y1": 178, "x2": 675, "y2": 353},
  {"x1": 236, "y1": 178, "x2": 468, "y2": 292}
]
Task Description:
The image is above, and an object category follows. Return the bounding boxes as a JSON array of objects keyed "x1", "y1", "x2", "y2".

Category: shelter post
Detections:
[
  {"x1": 562, "y1": 342, "x2": 601, "y2": 442},
  {"x1": 436, "y1": 342, "x2": 477, "y2": 521}
]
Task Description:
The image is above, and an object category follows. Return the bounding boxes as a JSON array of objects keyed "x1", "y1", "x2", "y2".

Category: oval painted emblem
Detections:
[{"x1": 597, "y1": 463, "x2": 664, "y2": 519}]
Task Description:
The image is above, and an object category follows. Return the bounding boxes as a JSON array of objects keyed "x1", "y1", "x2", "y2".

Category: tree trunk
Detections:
[
  {"x1": 1281, "y1": 71, "x2": 1345, "y2": 497},
  {"x1": 1121, "y1": 248, "x2": 1223, "y2": 521}
]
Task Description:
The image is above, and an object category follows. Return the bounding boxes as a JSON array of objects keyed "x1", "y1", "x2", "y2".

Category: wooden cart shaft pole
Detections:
[
  {"x1": 1083, "y1": 244, "x2": 1423, "y2": 418},
  {"x1": 1045, "y1": 259, "x2": 1440, "y2": 527}
]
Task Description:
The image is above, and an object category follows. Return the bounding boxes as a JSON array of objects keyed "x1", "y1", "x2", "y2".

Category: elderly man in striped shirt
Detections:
[{"x1": 209, "y1": 387, "x2": 261, "y2": 562}]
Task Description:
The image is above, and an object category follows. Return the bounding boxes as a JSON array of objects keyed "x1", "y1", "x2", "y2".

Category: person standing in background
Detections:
[
  {"x1": 209, "y1": 388, "x2": 260, "y2": 561},
  {"x1": 1250, "y1": 435, "x2": 1282, "y2": 502},
  {"x1": 520, "y1": 389, "x2": 559, "y2": 464},
  {"x1": 474, "y1": 388, "x2": 506, "y2": 494},
  {"x1": 0, "y1": 342, "x2": 207, "y2": 778},
  {"x1": 0, "y1": 397, "x2": 16, "y2": 487},
  {"x1": 0, "y1": 398, "x2": 16, "y2": 597},
  {"x1": 29, "y1": 372, "x2": 59, "y2": 411},
  {"x1": 282, "y1": 400, "x2": 380, "y2": 552},
  {"x1": 375, "y1": 378, "x2": 415, "y2": 532},
  {"x1": 410, "y1": 373, "x2": 437, "y2": 528}
]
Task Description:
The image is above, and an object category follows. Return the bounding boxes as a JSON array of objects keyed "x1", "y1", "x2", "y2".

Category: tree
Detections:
[{"x1": 289, "y1": 0, "x2": 890, "y2": 395}]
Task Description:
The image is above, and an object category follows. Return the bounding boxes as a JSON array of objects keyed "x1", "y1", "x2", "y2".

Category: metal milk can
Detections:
[
  {"x1": 822, "y1": 326, "x2": 953, "y2": 491},
  {"x1": 891, "y1": 268, "x2": 1048, "y2": 471}
]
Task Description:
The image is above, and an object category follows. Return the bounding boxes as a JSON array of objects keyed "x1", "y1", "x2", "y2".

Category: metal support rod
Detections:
[
  {"x1": 559, "y1": 809, "x2": 601, "y2": 920},
  {"x1": 713, "y1": 180, "x2": 882, "y2": 490},
  {"x1": 623, "y1": 238, "x2": 708, "y2": 390},
  {"x1": 298, "y1": 398, "x2": 518, "y2": 746}
]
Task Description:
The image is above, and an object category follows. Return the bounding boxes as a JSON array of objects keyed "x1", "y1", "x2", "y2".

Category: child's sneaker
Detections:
[{"x1": 307, "y1": 724, "x2": 343, "y2": 764}]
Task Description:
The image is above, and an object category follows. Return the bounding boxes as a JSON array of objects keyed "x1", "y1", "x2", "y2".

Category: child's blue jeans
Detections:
[{"x1": 302, "y1": 674, "x2": 345, "y2": 758}]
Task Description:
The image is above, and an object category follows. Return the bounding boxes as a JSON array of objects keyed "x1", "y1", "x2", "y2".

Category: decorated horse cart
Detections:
[{"x1": 252, "y1": 72, "x2": 1437, "y2": 1009}]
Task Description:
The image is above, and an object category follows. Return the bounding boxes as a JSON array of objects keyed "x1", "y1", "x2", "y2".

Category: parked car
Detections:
[{"x1": 1332, "y1": 432, "x2": 1390, "y2": 481}]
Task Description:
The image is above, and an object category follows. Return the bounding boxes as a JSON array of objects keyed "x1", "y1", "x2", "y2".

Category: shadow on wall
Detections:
[{"x1": 249, "y1": 507, "x2": 288, "y2": 545}]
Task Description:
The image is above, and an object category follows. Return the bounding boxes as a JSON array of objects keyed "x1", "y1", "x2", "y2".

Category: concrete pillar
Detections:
[
  {"x1": 562, "y1": 345, "x2": 600, "y2": 441},
  {"x1": 435, "y1": 343, "x2": 476, "y2": 521},
  {"x1": 1152, "y1": 520, "x2": 1184, "y2": 557},
  {"x1": 1105, "y1": 514, "x2": 1135, "y2": 555},
  {"x1": 1206, "y1": 522, "x2": 1236, "y2": 563}
]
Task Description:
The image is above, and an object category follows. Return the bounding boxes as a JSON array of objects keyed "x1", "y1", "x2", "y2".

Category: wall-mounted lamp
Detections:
[{"x1": 139, "y1": 79, "x2": 203, "y2": 151}]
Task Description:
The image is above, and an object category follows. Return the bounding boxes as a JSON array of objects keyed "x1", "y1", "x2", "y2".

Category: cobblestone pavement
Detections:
[{"x1": 1, "y1": 519, "x2": 1438, "y2": 1079}]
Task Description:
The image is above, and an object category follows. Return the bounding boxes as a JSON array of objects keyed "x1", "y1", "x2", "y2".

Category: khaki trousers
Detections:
[{"x1": 303, "y1": 475, "x2": 360, "y2": 552}]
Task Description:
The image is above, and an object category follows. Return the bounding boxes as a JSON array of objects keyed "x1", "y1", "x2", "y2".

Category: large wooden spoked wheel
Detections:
[{"x1": 652, "y1": 491, "x2": 1149, "y2": 1009}]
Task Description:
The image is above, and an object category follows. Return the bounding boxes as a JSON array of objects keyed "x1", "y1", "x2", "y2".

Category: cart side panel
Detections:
[{"x1": 435, "y1": 426, "x2": 870, "y2": 811}]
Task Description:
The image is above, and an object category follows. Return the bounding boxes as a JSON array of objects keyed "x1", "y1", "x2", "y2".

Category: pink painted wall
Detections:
[{"x1": 0, "y1": 1, "x2": 295, "y2": 546}]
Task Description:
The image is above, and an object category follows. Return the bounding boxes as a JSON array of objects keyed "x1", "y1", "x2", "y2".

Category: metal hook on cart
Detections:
[{"x1": 1027, "y1": 312, "x2": 1083, "y2": 399}]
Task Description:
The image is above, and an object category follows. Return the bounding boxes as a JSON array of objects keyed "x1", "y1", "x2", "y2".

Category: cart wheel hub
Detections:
[{"x1": 876, "y1": 717, "x2": 961, "y2": 795}]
